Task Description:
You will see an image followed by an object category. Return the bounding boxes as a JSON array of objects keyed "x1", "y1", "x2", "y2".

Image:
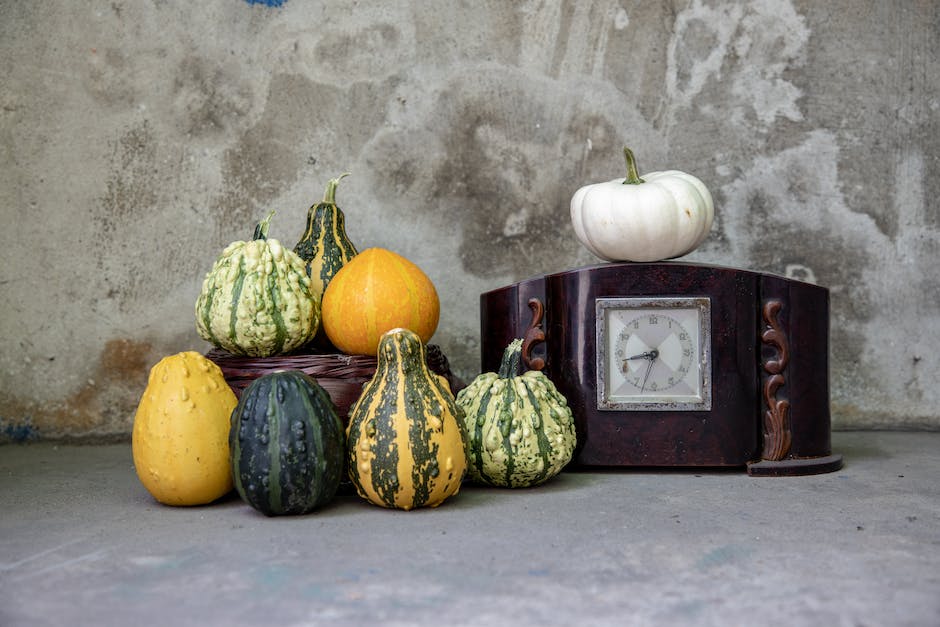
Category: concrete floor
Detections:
[{"x1": 1, "y1": 432, "x2": 938, "y2": 627}]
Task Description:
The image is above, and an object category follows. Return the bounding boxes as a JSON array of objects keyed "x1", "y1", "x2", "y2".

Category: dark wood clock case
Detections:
[{"x1": 479, "y1": 262, "x2": 842, "y2": 476}]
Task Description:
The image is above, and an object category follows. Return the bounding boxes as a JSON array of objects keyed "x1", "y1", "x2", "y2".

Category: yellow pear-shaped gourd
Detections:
[
  {"x1": 346, "y1": 328, "x2": 467, "y2": 510},
  {"x1": 132, "y1": 351, "x2": 237, "y2": 506}
]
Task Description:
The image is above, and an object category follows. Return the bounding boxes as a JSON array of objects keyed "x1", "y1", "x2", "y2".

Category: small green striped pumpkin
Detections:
[
  {"x1": 230, "y1": 370, "x2": 345, "y2": 516},
  {"x1": 455, "y1": 339, "x2": 577, "y2": 488},
  {"x1": 196, "y1": 211, "x2": 320, "y2": 357},
  {"x1": 346, "y1": 328, "x2": 467, "y2": 510}
]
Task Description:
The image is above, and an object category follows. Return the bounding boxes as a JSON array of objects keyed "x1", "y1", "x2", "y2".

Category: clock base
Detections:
[{"x1": 746, "y1": 453, "x2": 844, "y2": 477}]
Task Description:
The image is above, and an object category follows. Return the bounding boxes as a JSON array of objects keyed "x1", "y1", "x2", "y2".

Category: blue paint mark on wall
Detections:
[
  {"x1": 245, "y1": 0, "x2": 287, "y2": 7},
  {"x1": 1, "y1": 418, "x2": 39, "y2": 443}
]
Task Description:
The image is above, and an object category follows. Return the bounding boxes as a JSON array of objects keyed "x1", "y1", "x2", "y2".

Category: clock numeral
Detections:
[
  {"x1": 683, "y1": 349, "x2": 691, "y2": 357},
  {"x1": 679, "y1": 332, "x2": 688, "y2": 340},
  {"x1": 649, "y1": 316, "x2": 658, "y2": 325}
]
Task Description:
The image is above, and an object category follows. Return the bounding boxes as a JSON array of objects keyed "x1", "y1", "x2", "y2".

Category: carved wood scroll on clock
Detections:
[
  {"x1": 521, "y1": 298, "x2": 546, "y2": 372},
  {"x1": 761, "y1": 299, "x2": 792, "y2": 461}
]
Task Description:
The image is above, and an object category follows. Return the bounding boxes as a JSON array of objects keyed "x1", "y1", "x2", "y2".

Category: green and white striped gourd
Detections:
[
  {"x1": 195, "y1": 211, "x2": 320, "y2": 357},
  {"x1": 346, "y1": 328, "x2": 467, "y2": 510},
  {"x1": 455, "y1": 338, "x2": 577, "y2": 488},
  {"x1": 230, "y1": 370, "x2": 345, "y2": 516}
]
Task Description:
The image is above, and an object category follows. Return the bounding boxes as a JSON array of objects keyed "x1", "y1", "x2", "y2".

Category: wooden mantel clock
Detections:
[{"x1": 479, "y1": 262, "x2": 843, "y2": 476}]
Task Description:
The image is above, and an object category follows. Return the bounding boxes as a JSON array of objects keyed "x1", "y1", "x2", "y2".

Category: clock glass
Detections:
[{"x1": 596, "y1": 297, "x2": 711, "y2": 411}]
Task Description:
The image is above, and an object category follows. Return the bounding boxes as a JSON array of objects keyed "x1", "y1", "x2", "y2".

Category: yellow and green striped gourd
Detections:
[
  {"x1": 292, "y1": 174, "x2": 358, "y2": 349},
  {"x1": 346, "y1": 328, "x2": 467, "y2": 510},
  {"x1": 293, "y1": 173, "x2": 359, "y2": 302}
]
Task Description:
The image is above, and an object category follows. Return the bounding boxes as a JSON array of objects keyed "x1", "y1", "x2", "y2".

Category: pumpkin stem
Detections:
[
  {"x1": 323, "y1": 173, "x2": 350, "y2": 204},
  {"x1": 252, "y1": 210, "x2": 276, "y2": 241},
  {"x1": 497, "y1": 339, "x2": 525, "y2": 379},
  {"x1": 622, "y1": 147, "x2": 645, "y2": 185}
]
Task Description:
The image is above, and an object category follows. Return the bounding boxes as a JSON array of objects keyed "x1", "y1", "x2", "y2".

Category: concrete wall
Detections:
[{"x1": 1, "y1": 0, "x2": 937, "y2": 441}]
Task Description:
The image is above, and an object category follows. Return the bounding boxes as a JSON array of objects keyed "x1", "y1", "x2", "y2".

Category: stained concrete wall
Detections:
[{"x1": 1, "y1": 0, "x2": 937, "y2": 441}]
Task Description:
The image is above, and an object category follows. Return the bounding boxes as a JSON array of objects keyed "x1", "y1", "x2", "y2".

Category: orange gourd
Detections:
[{"x1": 321, "y1": 248, "x2": 439, "y2": 356}]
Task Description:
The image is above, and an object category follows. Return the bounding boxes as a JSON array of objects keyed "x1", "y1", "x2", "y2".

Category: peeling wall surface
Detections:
[{"x1": 1, "y1": 1, "x2": 938, "y2": 440}]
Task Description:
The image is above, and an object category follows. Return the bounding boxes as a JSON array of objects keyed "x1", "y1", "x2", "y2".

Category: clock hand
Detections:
[
  {"x1": 640, "y1": 357, "x2": 655, "y2": 393},
  {"x1": 637, "y1": 349, "x2": 659, "y2": 392},
  {"x1": 622, "y1": 349, "x2": 659, "y2": 374}
]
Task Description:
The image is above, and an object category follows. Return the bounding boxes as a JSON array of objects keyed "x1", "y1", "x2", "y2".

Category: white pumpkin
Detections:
[{"x1": 570, "y1": 147, "x2": 714, "y2": 262}]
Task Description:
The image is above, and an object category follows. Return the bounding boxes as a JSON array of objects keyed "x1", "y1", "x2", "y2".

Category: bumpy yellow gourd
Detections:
[{"x1": 132, "y1": 351, "x2": 237, "y2": 506}]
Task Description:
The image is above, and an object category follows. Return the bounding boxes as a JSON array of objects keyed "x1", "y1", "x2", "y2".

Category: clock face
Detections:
[{"x1": 596, "y1": 297, "x2": 711, "y2": 411}]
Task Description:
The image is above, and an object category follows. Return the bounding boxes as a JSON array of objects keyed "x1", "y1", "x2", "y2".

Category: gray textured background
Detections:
[{"x1": 1, "y1": 0, "x2": 937, "y2": 440}]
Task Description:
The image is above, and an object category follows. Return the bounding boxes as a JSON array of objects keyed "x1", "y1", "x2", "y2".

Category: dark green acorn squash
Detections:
[{"x1": 230, "y1": 370, "x2": 344, "y2": 516}]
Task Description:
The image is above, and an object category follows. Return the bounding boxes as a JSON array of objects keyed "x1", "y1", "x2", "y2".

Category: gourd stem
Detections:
[
  {"x1": 323, "y1": 173, "x2": 351, "y2": 204},
  {"x1": 252, "y1": 210, "x2": 276, "y2": 241},
  {"x1": 498, "y1": 339, "x2": 525, "y2": 379},
  {"x1": 622, "y1": 147, "x2": 645, "y2": 185}
]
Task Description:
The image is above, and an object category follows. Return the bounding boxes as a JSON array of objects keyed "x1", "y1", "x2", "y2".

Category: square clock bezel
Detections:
[{"x1": 595, "y1": 296, "x2": 712, "y2": 412}]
